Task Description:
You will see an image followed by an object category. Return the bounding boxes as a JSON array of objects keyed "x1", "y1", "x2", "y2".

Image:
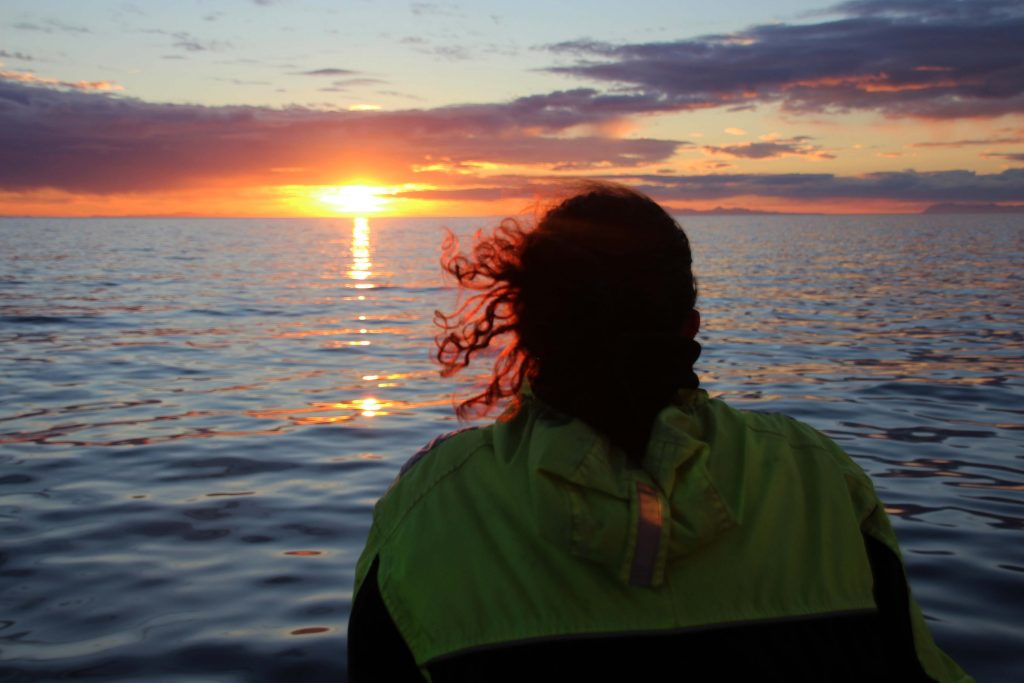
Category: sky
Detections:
[{"x1": 1, "y1": 0, "x2": 1023, "y2": 216}]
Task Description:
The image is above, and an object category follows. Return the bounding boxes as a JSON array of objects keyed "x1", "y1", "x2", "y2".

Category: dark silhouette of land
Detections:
[{"x1": 922, "y1": 202, "x2": 1024, "y2": 214}]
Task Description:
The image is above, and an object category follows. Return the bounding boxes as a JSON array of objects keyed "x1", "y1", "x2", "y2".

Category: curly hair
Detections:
[
  {"x1": 434, "y1": 218, "x2": 536, "y2": 417},
  {"x1": 435, "y1": 183, "x2": 700, "y2": 458}
]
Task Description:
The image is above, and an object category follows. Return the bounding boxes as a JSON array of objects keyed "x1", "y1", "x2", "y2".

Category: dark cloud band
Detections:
[
  {"x1": 0, "y1": 81, "x2": 679, "y2": 193},
  {"x1": 547, "y1": 0, "x2": 1024, "y2": 119},
  {"x1": 394, "y1": 169, "x2": 1024, "y2": 205},
  {"x1": 629, "y1": 169, "x2": 1024, "y2": 202}
]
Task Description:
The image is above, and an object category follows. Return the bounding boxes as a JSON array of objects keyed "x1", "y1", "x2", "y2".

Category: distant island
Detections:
[{"x1": 922, "y1": 203, "x2": 1024, "y2": 214}]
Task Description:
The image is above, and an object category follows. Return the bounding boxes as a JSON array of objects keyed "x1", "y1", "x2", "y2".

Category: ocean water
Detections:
[{"x1": 0, "y1": 214, "x2": 1021, "y2": 682}]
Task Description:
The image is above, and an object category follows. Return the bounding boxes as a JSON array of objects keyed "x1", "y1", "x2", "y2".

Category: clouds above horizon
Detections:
[
  {"x1": 0, "y1": 80, "x2": 681, "y2": 193},
  {"x1": 548, "y1": 0, "x2": 1024, "y2": 119},
  {"x1": 1, "y1": 72, "x2": 1021, "y2": 207},
  {"x1": 2, "y1": 0, "x2": 1023, "y2": 212}
]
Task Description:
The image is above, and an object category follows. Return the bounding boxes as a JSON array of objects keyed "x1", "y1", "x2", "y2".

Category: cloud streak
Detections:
[
  {"x1": 0, "y1": 50, "x2": 35, "y2": 61},
  {"x1": 547, "y1": 0, "x2": 1024, "y2": 119},
  {"x1": 0, "y1": 70, "x2": 122, "y2": 92},
  {"x1": 703, "y1": 136, "x2": 834, "y2": 160},
  {"x1": 318, "y1": 77, "x2": 387, "y2": 92},
  {"x1": 141, "y1": 29, "x2": 229, "y2": 52},
  {"x1": 909, "y1": 132, "x2": 1024, "y2": 148},
  {"x1": 294, "y1": 68, "x2": 360, "y2": 76},
  {"x1": 981, "y1": 152, "x2": 1024, "y2": 163},
  {"x1": 12, "y1": 19, "x2": 91, "y2": 34}
]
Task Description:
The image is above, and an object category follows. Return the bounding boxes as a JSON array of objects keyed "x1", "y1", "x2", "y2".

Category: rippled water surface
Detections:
[{"x1": 1, "y1": 215, "x2": 1022, "y2": 682}]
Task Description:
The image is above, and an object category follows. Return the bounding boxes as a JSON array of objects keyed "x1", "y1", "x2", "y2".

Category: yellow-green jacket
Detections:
[{"x1": 354, "y1": 389, "x2": 972, "y2": 682}]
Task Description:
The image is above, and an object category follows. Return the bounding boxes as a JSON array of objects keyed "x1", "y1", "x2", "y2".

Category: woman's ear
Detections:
[{"x1": 683, "y1": 309, "x2": 701, "y2": 339}]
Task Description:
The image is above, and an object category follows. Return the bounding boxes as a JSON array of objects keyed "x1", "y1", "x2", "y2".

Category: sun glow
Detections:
[{"x1": 318, "y1": 185, "x2": 391, "y2": 215}]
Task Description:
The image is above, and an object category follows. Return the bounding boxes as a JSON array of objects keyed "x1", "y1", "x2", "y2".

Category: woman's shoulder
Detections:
[
  {"x1": 398, "y1": 426, "x2": 489, "y2": 478},
  {"x1": 701, "y1": 394, "x2": 825, "y2": 441},
  {"x1": 701, "y1": 395, "x2": 882, "y2": 527},
  {"x1": 356, "y1": 425, "x2": 493, "y2": 583},
  {"x1": 372, "y1": 425, "x2": 493, "y2": 522},
  {"x1": 697, "y1": 394, "x2": 876, "y2": 500},
  {"x1": 703, "y1": 395, "x2": 857, "y2": 457}
]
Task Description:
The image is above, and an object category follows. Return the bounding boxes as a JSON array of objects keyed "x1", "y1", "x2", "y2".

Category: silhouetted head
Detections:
[{"x1": 436, "y1": 182, "x2": 700, "y2": 459}]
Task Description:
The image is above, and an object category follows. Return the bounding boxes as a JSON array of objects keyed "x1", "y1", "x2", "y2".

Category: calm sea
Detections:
[{"x1": 1, "y1": 215, "x2": 1021, "y2": 682}]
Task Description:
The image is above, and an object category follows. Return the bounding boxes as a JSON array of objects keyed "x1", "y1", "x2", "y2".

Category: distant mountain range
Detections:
[
  {"x1": 922, "y1": 203, "x2": 1024, "y2": 214},
  {"x1": 674, "y1": 203, "x2": 1024, "y2": 216}
]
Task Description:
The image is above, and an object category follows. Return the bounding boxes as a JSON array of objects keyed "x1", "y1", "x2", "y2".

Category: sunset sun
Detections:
[{"x1": 318, "y1": 185, "x2": 391, "y2": 215}]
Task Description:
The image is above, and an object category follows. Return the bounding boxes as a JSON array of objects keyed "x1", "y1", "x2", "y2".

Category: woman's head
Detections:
[{"x1": 436, "y1": 183, "x2": 699, "y2": 439}]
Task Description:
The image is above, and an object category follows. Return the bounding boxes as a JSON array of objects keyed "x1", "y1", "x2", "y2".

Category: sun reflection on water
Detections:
[
  {"x1": 348, "y1": 216, "x2": 374, "y2": 288},
  {"x1": 358, "y1": 398, "x2": 384, "y2": 417}
]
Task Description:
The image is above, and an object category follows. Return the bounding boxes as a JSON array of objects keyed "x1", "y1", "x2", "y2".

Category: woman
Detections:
[{"x1": 347, "y1": 184, "x2": 972, "y2": 682}]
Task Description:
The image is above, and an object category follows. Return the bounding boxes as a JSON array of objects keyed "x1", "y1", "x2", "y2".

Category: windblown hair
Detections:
[{"x1": 435, "y1": 183, "x2": 700, "y2": 460}]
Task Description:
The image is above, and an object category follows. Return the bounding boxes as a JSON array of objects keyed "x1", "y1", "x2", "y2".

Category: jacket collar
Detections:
[{"x1": 525, "y1": 389, "x2": 737, "y2": 586}]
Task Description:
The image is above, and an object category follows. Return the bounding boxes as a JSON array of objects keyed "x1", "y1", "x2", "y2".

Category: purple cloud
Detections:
[
  {"x1": 0, "y1": 80, "x2": 680, "y2": 193},
  {"x1": 547, "y1": 0, "x2": 1024, "y2": 119}
]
